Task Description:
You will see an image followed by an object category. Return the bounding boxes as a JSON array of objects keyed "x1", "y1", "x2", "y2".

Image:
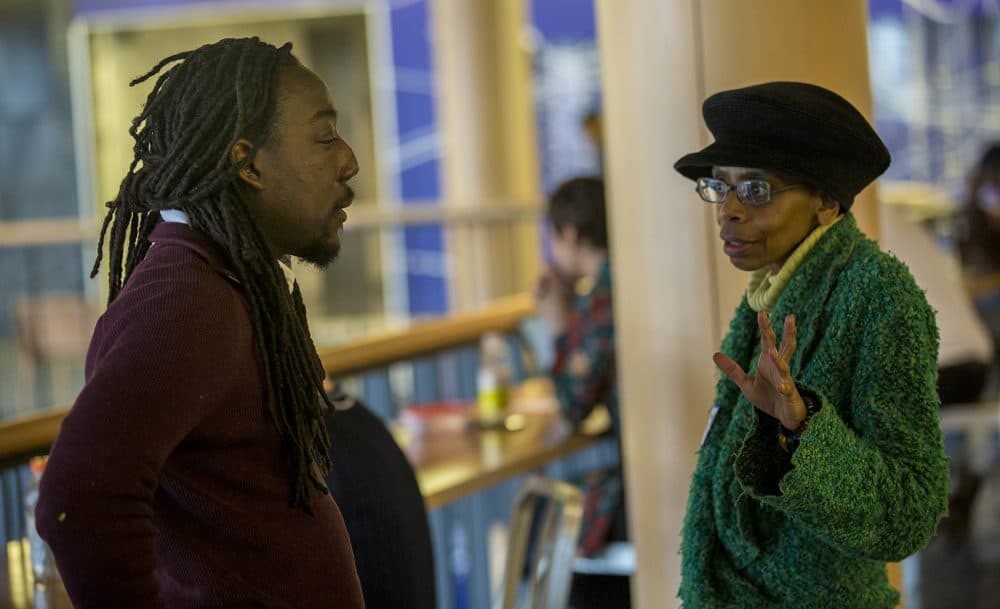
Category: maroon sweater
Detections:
[{"x1": 36, "y1": 222, "x2": 365, "y2": 609}]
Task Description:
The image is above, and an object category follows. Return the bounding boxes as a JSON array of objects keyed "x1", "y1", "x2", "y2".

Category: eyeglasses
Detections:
[{"x1": 695, "y1": 177, "x2": 805, "y2": 207}]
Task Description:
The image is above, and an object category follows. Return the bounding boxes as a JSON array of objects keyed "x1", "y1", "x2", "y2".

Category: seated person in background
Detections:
[
  {"x1": 322, "y1": 385, "x2": 436, "y2": 609},
  {"x1": 958, "y1": 143, "x2": 1000, "y2": 370},
  {"x1": 534, "y1": 176, "x2": 624, "y2": 558},
  {"x1": 535, "y1": 176, "x2": 617, "y2": 432}
]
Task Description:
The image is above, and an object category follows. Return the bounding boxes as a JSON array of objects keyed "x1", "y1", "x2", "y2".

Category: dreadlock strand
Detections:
[
  {"x1": 129, "y1": 49, "x2": 191, "y2": 87},
  {"x1": 123, "y1": 211, "x2": 141, "y2": 275},
  {"x1": 128, "y1": 63, "x2": 188, "y2": 141},
  {"x1": 90, "y1": 208, "x2": 116, "y2": 279},
  {"x1": 169, "y1": 127, "x2": 240, "y2": 198},
  {"x1": 288, "y1": 287, "x2": 334, "y2": 473},
  {"x1": 124, "y1": 212, "x2": 158, "y2": 279},
  {"x1": 105, "y1": 204, "x2": 133, "y2": 302},
  {"x1": 232, "y1": 43, "x2": 254, "y2": 125}
]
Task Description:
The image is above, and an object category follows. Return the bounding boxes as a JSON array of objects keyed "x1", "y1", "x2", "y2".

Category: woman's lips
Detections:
[{"x1": 723, "y1": 239, "x2": 754, "y2": 256}]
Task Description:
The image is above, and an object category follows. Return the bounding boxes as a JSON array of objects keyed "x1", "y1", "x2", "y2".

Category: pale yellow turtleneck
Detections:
[{"x1": 746, "y1": 216, "x2": 844, "y2": 312}]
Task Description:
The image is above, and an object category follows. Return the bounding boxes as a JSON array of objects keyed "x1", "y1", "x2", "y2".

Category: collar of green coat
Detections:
[
  {"x1": 746, "y1": 216, "x2": 844, "y2": 313},
  {"x1": 716, "y1": 212, "x2": 864, "y2": 406}
]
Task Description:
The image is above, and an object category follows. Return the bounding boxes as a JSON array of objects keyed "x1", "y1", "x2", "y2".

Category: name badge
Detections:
[{"x1": 700, "y1": 404, "x2": 720, "y2": 447}]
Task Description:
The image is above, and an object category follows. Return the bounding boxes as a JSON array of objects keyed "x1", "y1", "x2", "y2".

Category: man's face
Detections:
[{"x1": 249, "y1": 64, "x2": 359, "y2": 267}]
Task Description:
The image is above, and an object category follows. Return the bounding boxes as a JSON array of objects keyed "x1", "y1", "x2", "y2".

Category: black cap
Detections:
[{"x1": 673, "y1": 81, "x2": 890, "y2": 209}]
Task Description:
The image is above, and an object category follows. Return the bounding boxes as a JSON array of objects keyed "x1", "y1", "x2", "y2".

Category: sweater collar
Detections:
[
  {"x1": 155, "y1": 211, "x2": 296, "y2": 292},
  {"x1": 149, "y1": 221, "x2": 240, "y2": 284}
]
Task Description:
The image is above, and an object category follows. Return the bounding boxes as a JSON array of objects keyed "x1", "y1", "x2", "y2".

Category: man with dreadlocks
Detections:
[{"x1": 35, "y1": 38, "x2": 365, "y2": 608}]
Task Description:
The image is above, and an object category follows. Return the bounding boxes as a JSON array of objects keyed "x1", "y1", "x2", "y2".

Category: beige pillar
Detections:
[
  {"x1": 596, "y1": 2, "x2": 718, "y2": 608},
  {"x1": 430, "y1": 0, "x2": 542, "y2": 310},
  {"x1": 597, "y1": 1, "x2": 893, "y2": 608}
]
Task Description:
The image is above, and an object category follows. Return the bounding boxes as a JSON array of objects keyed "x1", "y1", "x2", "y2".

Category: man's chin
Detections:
[{"x1": 297, "y1": 240, "x2": 341, "y2": 269}]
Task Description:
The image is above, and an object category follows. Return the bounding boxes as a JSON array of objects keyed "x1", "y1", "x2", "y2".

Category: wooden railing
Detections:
[
  {"x1": 0, "y1": 408, "x2": 68, "y2": 468},
  {"x1": 0, "y1": 292, "x2": 535, "y2": 464},
  {"x1": 317, "y1": 292, "x2": 533, "y2": 376},
  {"x1": 0, "y1": 203, "x2": 541, "y2": 248}
]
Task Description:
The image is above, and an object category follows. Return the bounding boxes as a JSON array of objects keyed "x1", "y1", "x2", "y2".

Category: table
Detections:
[{"x1": 407, "y1": 407, "x2": 610, "y2": 509}]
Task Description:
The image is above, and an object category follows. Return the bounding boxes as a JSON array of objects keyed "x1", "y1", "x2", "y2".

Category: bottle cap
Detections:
[{"x1": 477, "y1": 367, "x2": 498, "y2": 390}]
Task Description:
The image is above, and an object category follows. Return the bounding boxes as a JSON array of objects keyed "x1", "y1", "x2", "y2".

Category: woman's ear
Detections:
[
  {"x1": 230, "y1": 138, "x2": 264, "y2": 190},
  {"x1": 817, "y1": 194, "x2": 841, "y2": 225}
]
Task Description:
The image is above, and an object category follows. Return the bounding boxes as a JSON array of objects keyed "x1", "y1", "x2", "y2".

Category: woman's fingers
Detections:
[
  {"x1": 714, "y1": 352, "x2": 751, "y2": 393},
  {"x1": 725, "y1": 312, "x2": 799, "y2": 413},
  {"x1": 760, "y1": 347, "x2": 793, "y2": 395},
  {"x1": 758, "y1": 311, "x2": 777, "y2": 356},
  {"x1": 779, "y1": 314, "x2": 797, "y2": 360},
  {"x1": 771, "y1": 344, "x2": 791, "y2": 376}
]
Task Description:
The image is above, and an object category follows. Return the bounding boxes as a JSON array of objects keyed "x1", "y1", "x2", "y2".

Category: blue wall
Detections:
[{"x1": 389, "y1": 1, "x2": 448, "y2": 316}]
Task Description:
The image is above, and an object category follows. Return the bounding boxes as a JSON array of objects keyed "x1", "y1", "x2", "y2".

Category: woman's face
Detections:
[{"x1": 712, "y1": 166, "x2": 839, "y2": 272}]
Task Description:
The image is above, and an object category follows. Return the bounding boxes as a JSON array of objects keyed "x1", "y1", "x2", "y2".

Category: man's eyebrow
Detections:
[{"x1": 310, "y1": 108, "x2": 338, "y2": 123}]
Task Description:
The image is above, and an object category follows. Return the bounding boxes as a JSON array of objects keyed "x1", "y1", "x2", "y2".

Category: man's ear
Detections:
[{"x1": 230, "y1": 138, "x2": 264, "y2": 190}]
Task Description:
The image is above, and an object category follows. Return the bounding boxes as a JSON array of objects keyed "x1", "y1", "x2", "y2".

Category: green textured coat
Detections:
[{"x1": 679, "y1": 214, "x2": 949, "y2": 609}]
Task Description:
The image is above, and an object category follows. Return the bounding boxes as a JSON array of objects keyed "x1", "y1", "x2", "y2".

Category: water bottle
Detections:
[
  {"x1": 477, "y1": 332, "x2": 512, "y2": 426},
  {"x1": 24, "y1": 456, "x2": 57, "y2": 581}
]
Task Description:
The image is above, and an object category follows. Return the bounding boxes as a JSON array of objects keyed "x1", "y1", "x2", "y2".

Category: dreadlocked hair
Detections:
[{"x1": 92, "y1": 37, "x2": 334, "y2": 513}]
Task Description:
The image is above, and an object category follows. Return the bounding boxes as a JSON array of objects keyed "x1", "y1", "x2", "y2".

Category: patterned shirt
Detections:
[
  {"x1": 551, "y1": 259, "x2": 618, "y2": 432},
  {"x1": 549, "y1": 260, "x2": 621, "y2": 555}
]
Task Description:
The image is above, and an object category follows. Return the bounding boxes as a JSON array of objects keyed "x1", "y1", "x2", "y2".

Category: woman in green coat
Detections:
[{"x1": 672, "y1": 81, "x2": 949, "y2": 609}]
